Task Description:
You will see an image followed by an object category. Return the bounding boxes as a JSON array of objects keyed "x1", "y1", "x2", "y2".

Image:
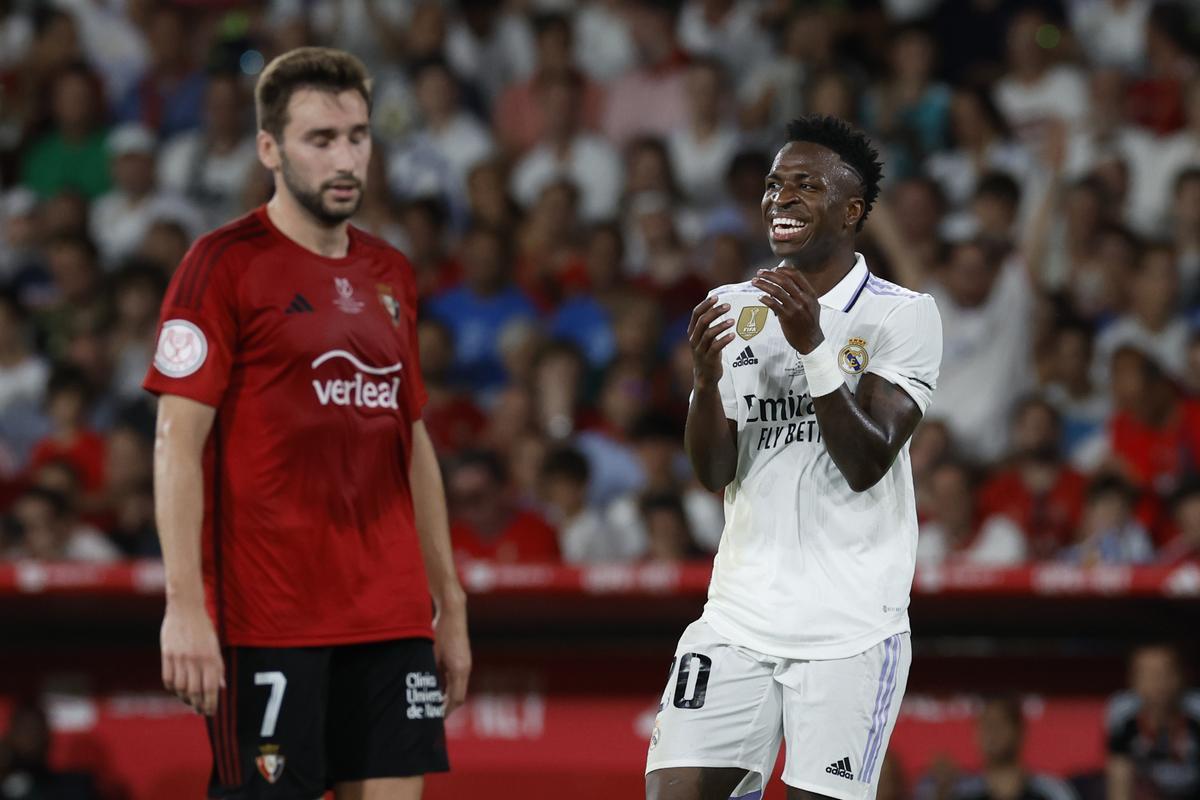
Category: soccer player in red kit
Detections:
[{"x1": 144, "y1": 48, "x2": 471, "y2": 799}]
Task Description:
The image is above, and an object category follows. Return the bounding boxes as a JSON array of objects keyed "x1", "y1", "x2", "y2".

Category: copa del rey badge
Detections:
[{"x1": 256, "y1": 744, "x2": 285, "y2": 784}]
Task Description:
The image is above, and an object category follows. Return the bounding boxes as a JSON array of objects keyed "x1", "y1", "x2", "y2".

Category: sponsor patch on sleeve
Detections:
[{"x1": 153, "y1": 319, "x2": 208, "y2": 378}]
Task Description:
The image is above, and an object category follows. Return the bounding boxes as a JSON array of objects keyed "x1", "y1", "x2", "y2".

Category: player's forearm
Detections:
[
  {"x1": 685, "y1": 383, "x2": 738, "y2": 492},
  {"x1": 154, "y1": 419, "x2": 208, "y2": 607},
  {"x1": 410, "y1": 421, "x2": 466, "y2": 611},
  {"x1": 1105, "y1": 757, "x2": 1134, "y2": 800},
  {"x1": 812, "y1": 387, "x2": 896, "y2": 492}
]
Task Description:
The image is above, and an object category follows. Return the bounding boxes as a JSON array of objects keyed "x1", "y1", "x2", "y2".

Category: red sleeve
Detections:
[
  {"x1": 397, "y1": 253, "x2": 428, "y2": 417},
  {"x1": 142, "y1": 238, "x2": 240, "y2": 407}
]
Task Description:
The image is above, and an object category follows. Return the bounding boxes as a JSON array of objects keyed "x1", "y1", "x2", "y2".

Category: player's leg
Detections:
[
  {"x1": 777, "y1": 633, "x2": 912, "y2": 800},
  {"x1": 325, "y1": 638, "x2": 449, "y2": 797},
  {"x1": 206, "y1": 646, "x2": 332, "y2": 799},
  {"x1": 332, "y1": 776, "x2": 422, "y2": 800},
  {"x1": 645, "y1": 619, "x2": 784, "y2": 800},
  {"x1": 646, "y1": 766, "x2": 754, "y2": 800}
]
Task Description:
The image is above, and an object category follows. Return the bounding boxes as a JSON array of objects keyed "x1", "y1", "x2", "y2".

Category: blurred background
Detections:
[{"x1": 0, "y1": 0, "x2": 1199, "y2": 798}]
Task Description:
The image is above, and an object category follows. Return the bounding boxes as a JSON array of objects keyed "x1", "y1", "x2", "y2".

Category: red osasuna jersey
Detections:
[{"x1": 143, "y1": 207, "x2": 433, "y2": 647}]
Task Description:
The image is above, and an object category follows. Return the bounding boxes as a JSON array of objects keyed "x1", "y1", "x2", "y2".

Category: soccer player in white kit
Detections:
[{"x1": 645, "y1": 116, "x2": 943, "y2": 800}]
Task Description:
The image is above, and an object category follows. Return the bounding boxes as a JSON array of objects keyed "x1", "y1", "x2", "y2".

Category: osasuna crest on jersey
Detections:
[
  {"x1": 377, "y1": 283, "x2": 401, "y2": 326},
  {"x1": 256, "y1": 744, "x2": 285, "y2": 784}
]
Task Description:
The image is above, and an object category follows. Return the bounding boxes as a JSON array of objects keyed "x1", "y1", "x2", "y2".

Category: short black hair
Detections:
[
  {"x1": 784, "y1": 115, "x2": 883, "y2": 231},
  {"x1": 975, "y1": 171, "x2": 1021, "y2": 209},
  {"x1": 540, "y1": 446, "x2": 590, "y2": 485}
]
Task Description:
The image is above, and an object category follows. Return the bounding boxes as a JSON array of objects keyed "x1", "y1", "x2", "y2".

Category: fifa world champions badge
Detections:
[
  {"x1": 838, "y1": 337, "x2": 869, "y2": 374},
  {"x1": 256, "y1": 744, "x2": 286, "y2": 784},
  {"x1": 736, "y1": 306, "x2": 769, "y2": 340}
]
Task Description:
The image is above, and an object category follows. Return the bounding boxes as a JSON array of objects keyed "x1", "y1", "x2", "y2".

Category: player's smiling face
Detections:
[
  {"x1": 272, "y1": 87, "x2": 371, "y2": 226},
  {"x1": 761, "y1": 141, "x2": 862, "y2": 268}
]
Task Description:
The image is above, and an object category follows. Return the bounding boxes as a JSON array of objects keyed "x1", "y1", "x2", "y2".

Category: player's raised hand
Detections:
[
  {"x1": 752, "y1": 268, "x2": 824, "y2": 354},
  {"x1": 161, "y1": 599, "x2": 224, "y2": 716},
  {"x1": 435, "y1": 598, "x2": 472, "y2": 717},
  {"x1": 688, "y1": 296, "x2": 735, "y2": 389}
]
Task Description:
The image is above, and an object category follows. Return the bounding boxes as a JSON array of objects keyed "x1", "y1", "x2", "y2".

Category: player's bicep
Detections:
[{"x1": 855, "y1": 373, "x2": 923, "y2": 453}]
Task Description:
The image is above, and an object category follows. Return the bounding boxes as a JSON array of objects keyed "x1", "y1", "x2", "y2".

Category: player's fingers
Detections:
[
  {"x1": 788, "y1": 268, "x2": 819, "y2": 298},
  {"x1": 690, "y1": 303, "x2": 729, "y2": 345},
  {"x1": 446, "y1": 663, "x2": 470, "y2": 714},
  {"x1": 184, "y1": 657, "x2": 204, "y2": 712},
  {"x1": 697, "y1": 319, "x2": 734, "y2": 352},
  {"x1": 751, "y1": 277, "x2": 790, "y2": 302},
  {"x1": 687, "y1": 296, "x2": 718, "y2": 337},
  {"x1": 201, "y1": 651, "x2": 224, "y2": 716},
  {"x1": 162, "y1": 651, "x2": 176, "y2": 693}
]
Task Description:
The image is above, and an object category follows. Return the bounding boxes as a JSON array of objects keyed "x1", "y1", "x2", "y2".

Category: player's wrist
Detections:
[
  {"x1": 799, "y1": 339, "x2": 844, "y2": 397},
  {"x1": 434, "y1": 585, "x2": 468, "y2": 614}
]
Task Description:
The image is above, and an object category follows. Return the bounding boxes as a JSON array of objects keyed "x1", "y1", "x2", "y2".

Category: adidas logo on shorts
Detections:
[
  {"x1": 732, "y1": 346, "x2": 758, "y2": 367},
  {"x1": 826, "y1": 757, "x2": 854, "y2": 780}
]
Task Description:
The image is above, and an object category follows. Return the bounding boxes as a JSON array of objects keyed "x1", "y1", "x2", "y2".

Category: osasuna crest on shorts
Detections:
[{"x1": 255, "y1": 744, "x2": 285, "y2": 784}]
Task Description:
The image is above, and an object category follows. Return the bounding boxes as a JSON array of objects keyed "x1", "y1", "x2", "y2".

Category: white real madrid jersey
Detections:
[{"x1": 700, "y1": 254, "x2": 943, "y2": 660}]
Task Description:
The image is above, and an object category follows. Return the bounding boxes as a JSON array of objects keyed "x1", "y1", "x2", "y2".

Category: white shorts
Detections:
[{"x1": 645, "y1": 620, "x2": 910, "y2": 800}]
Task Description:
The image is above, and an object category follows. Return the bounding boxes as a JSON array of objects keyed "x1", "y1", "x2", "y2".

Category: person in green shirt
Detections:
[{"x1": 20, "y1": 63, "x2": 112, "y2": 200}]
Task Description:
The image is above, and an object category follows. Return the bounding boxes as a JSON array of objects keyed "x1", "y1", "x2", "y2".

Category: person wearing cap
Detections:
[{"x1": 89, "y1": 123, "x2": 203, "y2": 269}]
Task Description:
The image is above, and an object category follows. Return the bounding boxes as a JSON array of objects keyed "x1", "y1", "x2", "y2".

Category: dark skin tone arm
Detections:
[
  {"x1": 752, "y1": 267, "x2": 923, "y2": 492},
  {"x1": 685, "y1": 295, "x2": 739, "y2": 491}
]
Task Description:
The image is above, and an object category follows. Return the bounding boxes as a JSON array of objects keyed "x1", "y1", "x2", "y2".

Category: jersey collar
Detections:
[{"x1": 818, "y1": 253, "x2": 870, "y2": 313}]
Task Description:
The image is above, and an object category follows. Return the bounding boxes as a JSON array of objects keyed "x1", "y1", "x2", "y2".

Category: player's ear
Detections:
[
  {"x1": 256, "y1": 130, "x2": 281, "y2": 171},
  {"x1": 845, "y1": 197, "x2": 865, "y2": 231}
]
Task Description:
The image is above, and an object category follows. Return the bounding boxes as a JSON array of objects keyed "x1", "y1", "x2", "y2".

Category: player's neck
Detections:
[
  {"x1": 780, "y1": 247, "x2": 857, "y2": 298},
  {"x1": 266, "y1": 194, "x2": 351, "y2": 259}
]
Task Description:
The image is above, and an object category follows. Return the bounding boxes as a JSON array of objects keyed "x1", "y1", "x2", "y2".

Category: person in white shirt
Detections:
[
  {"x1": 667, "y1": 58, "x2": 742, "y2": 210},
  {"x1": 89, "y1": 124, "x2": 204, "y2": 270},
  {"x1": 511, "y1": 70, "x2": 622, "y2": 222},
  {"x1": 646, "y1": 115, "x2": 943, "y2": 800}
]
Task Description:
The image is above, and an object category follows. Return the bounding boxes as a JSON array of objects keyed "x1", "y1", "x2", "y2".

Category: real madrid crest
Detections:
[
  {"x1": 736, "y1": 306, "x2": 770, "y2": 340},
  {"x1": 377, "y1": 283, "x2": 401, "y2": 327},
  {"x1": 255, "y1": 744, "x2": 286, "y2": 784},
  {"x1": 838, "y1": 337, "x2": 869, "y2": 374}
]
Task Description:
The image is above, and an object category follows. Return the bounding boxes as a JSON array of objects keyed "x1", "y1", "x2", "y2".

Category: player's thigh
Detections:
[
  {"x1": 646, "y1": 620, "x2": 784, "y2": 796},
  {"x1": 778, "y1": 633, "x2": 912, "y2": 800},
  {"x1": 646, "y1": 766, "x2": 753, "y2": 800},
  {"x1": 326, "y1": 638, "x2": 449, "y2": 784},
  {"x1": 207, "y1": 646, "x2": 331, "y2": 799},
  {"x1": 333, "y1": 776, "x2": 423, "y2": 800}
]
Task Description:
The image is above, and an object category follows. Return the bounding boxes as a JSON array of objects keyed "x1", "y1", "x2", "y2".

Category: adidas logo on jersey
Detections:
[
  {"x1": 732, "y1": 346, "x2": 758, "y2": 367},
  {"x1": 826, "y1": 758, "x2": 854, "y2": 780},
  {"x1": 286, "y1": 294, "x2": 314, "y2": 314}
]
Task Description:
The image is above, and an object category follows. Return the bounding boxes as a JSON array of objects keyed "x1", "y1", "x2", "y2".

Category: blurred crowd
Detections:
[{"x1": 0, "y1": 0, "x2": 1199, "y2": 568}]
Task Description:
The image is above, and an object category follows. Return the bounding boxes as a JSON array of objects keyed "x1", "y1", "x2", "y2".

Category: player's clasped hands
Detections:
[
  {"x1": 160, "y1": 599, "x2": 225, "y2": 716},
  {"x1": 688, "y1": 296, "x2": 736, "y2": 388},
  {"x1": 752, "y1": 268, "x2": 824, "y2": 354}
]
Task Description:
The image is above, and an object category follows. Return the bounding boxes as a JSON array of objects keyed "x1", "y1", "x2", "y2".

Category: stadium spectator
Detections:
[
  {"x1": 156, "y1": 72, "x2": 258, "y2": 230},
  {"x1": 548, "y1": 222, "x2": 624, "y2": 368},
  {"x1": 1160, "y1": 482, "x2": 1200, "y2": 564},
  {"x1": 675, "y1": 0, "x2": 770, "y2": 86},
  {"x1": 417, "y1": 317, "x2": 486, "y2": 458},
  {"x1": 397, "y1": 196, "x2": 462, "y2": 298},
  {"x1": 0, "y1": 290, "x2": 48, "y2": 420},
  {"x1": 1061, "y1": 475, "x2": 1154, "y2": 565},
  {"x1": 425, "y1": 224, "x2": 537, "y2": 396},
  {"x1": 1040, "y1": 321, "x2": 1111, "y2": 461},
  {"x1": 5, "y1": 485, "x2": 117, "y2": 561},
  {"x1": 917, "y1": 460, "x2": 1027, "y2": 567},
  {"x1": 106, "y1": 262, "x2": 165, "y2": 403},
  {"x1": 640, "y1": 490, "x2": 703, "y2": 562},
  {"x1": 1125, "y1": 4, "x2": 1196, "y2": 137},
  {"x1": 1093, "y1": 243, "x2": 1190, "y2": 382},
  {"x1": 387, "y1": 57, "x2": 495, "y2": 216},
  {"x1": 573, "y1": 0, "x2": 637, "y2": 83},
  {"x1": 1106, "y1": 644, "x2": 1200, "y2": 799},
  {"x1": 933, "y1": 696, "x2": 1078, "y2": 800},
  {"x1": 89, "y1": 123, "x2": 203, "y2": 269},
  {"x1": 540, "y1": 445, "x2": 628, "y2": 562},
  {"x1": 444, "y1": 0, "x2": 535, "y2": 105},
  {"x1": 493, "y1": 13, "x2": 605, "y2": 156},
  {"x1": 601, "y1": 0, "x2": 689, "y2": 146},
  {"x1": 0, "y1": 188, "x2": 41, "y2": 282},
  {"x1": 977, "y1": 397, "x2": 1087, "y2": 559},
  {"x1": 667, "y1": 58, "x2": 740, "y2": 209},
  {"x1": 1069, "y1": 0, "x2": 1151, "y2": 72},
  {"x1": 465, "y1": 156, "x2": 521, "y2": 231},
  {"x1": 26, "y1": 365, "x2": 104, "y2": 495},
  {"x1": 112, "y1": 5, "x2": 205, "y2": 140},
  {"x1": 448, "y1": 449, "x2": 560, "y2": 563},
  {"x1": 1171, "y1": 168, "x2": 1200, "y2": 304},
  {"x1": 511, "y1": 69, "x2": 621, "y2": 223},
  {"x1": 20, "y1": 63, "x2": 111, "y2": 200},
  {"x1": 515, "y1": 179, "x2": 588, "y2": 310},
  {"x1": 0, "y1": 699, "x2": 100, "y2": 799}
]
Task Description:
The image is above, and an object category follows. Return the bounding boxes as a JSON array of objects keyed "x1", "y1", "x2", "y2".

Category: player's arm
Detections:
[
  {"x1": 1105, "y1": 755, "x2": 1134, "y2": 800},
  {"x1": 410, "y1": 419, "x2": 471, "y2": 715},
  {"x1": 685, "y1": 296, "x2": 739, "y2": 491},
  {"x1": 754, "y1": 268, "x2": 934, "y2": 492},
  {"x1": 154, "y1": 393, "x2": 224, "y2": 716}
]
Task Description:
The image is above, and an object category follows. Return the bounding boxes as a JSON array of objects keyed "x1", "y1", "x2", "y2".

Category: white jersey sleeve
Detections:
[{"x1": 863, "y1": 294, "x2": 942, "y2": 414}]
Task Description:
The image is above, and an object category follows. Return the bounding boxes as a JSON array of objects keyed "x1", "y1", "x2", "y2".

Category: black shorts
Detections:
[{"x1": 206, "y1": 637, "x2": 449, "y2": 799}]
